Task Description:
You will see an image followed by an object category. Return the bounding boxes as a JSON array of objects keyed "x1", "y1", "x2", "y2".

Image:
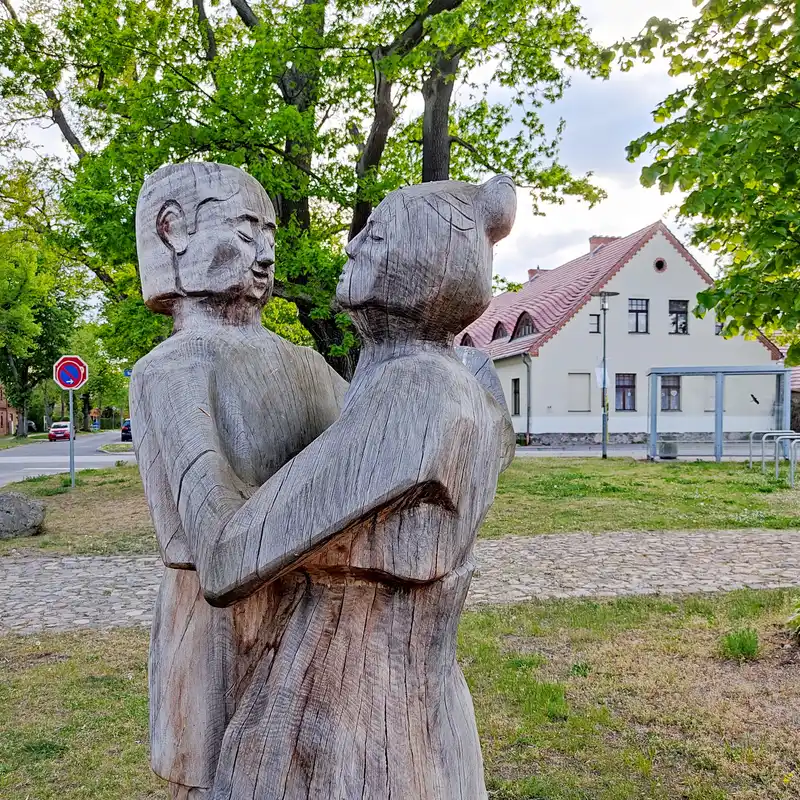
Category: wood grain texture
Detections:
[
  {"x1": 133, "y1": 165, "x2": 517, "y2": 798},
  {"x1": 132, "y1": 163, "x2": 348, "y2": 792}
]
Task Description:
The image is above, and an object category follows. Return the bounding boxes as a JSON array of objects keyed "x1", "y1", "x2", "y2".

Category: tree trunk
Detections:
[
  {"x1": 349, "y1": 61, "x2": 396, "y2": 241},
  {"x1": 421, "y1": 50, "x2": 461, "y2": 183},
  {"x1": 44, "y1": 387, "x2": 54, "y2": 430},
  {"x1": 17, "y1": 399, "x2": 28, "y2": 438},
  {"x1": 296, "y1": 308, "x2": 358, "y2": 381},
  {"x1": 82, "y1": 392, "x2": 91, "y2": 431}
]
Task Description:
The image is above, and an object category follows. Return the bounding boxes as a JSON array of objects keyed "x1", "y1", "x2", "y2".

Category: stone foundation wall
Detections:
[{"x1": 520, "y1": 431, "x2": 753, "y2": 447}]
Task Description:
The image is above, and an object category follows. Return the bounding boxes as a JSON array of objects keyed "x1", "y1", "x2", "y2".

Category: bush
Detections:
[{"x1": 719, "y1": 628, "x2": 759, "y2": 661}]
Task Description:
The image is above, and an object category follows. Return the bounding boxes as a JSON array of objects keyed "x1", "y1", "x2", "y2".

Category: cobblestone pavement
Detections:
[{"x1": 2, "y1": 529, "x2": 800, "y2": 635}]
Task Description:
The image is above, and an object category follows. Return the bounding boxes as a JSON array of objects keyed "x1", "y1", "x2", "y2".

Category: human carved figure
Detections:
[
  {"x1": 130, "y1": 162, "x2": 348, "y2": 799},
  {"x1": 178, "y1": 176, "x2": 518, "y2": 798}
]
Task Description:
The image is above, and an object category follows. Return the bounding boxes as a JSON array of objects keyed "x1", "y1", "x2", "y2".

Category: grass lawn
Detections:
[
  {"x1": 480, "y1": 458, "x2": 800, "y2": 537},
  {"x1": 2, "y1": 466, "x2": 156, "y2": 557},
  {"x1": 3, "y1": 458, "x2": 800, "y2": 557},
  {"x1": 1, "y1": 590, "x2": 798, "y2": 799}
]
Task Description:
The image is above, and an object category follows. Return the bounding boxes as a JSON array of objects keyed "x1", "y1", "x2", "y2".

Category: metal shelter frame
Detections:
[{"x1": 647, "y1": 365, "x2": 792, "y2": 462}]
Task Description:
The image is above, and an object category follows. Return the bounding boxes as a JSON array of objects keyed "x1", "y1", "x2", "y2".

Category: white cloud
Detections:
[{"x1": 493, "y1": 1, "x2": 710, "y2": 282}]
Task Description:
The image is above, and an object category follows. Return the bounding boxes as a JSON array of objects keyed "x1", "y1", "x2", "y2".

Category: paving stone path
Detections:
[{"x1": 2, "y1": 529, "x2": 800, "y2": 635}]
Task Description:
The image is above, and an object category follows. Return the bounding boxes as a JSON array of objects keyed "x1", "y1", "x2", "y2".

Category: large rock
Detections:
[{"x1": 0, "y1": 492, "x2": 45, "y2": 539}]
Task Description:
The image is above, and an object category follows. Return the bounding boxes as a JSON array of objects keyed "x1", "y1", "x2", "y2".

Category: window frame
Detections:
[
  {"x1": 660, "y1": 375, "x2": 682, "y2": 412},
  {"x1": 512, "y1": 312, "x2": 536, "y2": 340},
  {"x1": 589, "y1": 314, "x2": 601, "y2": 334},
  {"x1": 628, "y1": 298, "x2": 649, "y2": 334},
  {"x1": 615, "y1": 373, "x2": 637, "y2": 412},
  {"x1": 568, "y1": 372, "x2": 592, "y2": 413},
  {"x1": 460, "y1": 333, "x2": 474, "y2": 347},
  {"x1": 511, "y1": 377, "x2": 521, "y2": 416},
  {"x1": 491, "y1": 322, "x2": 508, "y2": 341},
  {"x1": 669, "y1": 300, "x2": 689, "y2": 335}
]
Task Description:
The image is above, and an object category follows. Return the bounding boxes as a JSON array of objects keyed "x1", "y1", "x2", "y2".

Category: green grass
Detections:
[
  {"x1": 1, "y1": 465, "x2": 156, "y2": 557},
  {"x1": 719, "y1": 628, "x2": 760, "y2": 661},
  {"x1": 2, "y1": 590, "x2": 798, "y2": 799},
  {"x1": 99, "y1": 442, "x2": 134, "y2": 453},
  {"x1": 481, "y1": 458, "x2": 800, "y2": 537},
  {"x1": 4, "y1": 457, "x2": 800, "y2": 557}
]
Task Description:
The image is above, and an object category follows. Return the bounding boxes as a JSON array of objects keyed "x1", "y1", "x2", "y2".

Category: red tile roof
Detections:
[{"x1": 460, "y1": 220, "x2": 782, "y2": 361}]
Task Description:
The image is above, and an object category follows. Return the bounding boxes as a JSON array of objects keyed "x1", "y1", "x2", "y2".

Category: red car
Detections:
[{"x1": 48, "y1": 422, "x2": 75, "y2": 441}]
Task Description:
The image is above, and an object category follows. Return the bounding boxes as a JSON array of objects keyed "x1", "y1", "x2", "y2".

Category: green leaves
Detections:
[{"x1": 619, "y1": 0, "x2": 800, "y2": 353}]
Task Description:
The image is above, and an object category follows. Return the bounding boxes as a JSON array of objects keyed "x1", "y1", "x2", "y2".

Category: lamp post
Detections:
[{"x1": 591, "y1": 290, "x2": 619, "y2": 459}]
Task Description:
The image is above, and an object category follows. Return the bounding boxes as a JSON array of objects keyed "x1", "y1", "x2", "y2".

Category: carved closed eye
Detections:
[{"x1": 237, "y1": 229, "x2": 255, "y2": 244}]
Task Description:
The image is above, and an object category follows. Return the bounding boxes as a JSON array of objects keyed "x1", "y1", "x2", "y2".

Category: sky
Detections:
[{"x1": 493, "y1": 0, "x2": 709, "y2": 283}]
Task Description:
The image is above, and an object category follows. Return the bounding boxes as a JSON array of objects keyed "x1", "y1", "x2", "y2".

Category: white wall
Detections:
[{"x1": 493, "y1": 231, "x2": 781, "y2": 435}]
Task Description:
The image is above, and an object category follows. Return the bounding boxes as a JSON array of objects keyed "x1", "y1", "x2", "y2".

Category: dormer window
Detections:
[
  {"x1": 511, "y1": 312, "x2": 537, "y2": 339},
  {"x1": 460, "y1": 333, "x2": 474, "y2": 347},
  {"x1": 491, "y1": 322, "x2": 508, "y2": 340}
]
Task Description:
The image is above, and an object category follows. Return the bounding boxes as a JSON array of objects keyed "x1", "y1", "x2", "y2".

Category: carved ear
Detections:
[
  {"x1": 477, "y1": 175, "x2": 517, "y2": 245},
  {"x1": 156, "y1": 200, "x2": 189, "y2": 254}
]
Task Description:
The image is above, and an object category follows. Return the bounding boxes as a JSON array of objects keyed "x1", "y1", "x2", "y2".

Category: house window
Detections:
[
  {"x1": 460, "y1": 333, "x2": 474, "y2": 347},
  {"x1": 589, "y1": 314, "x2": 600, "y2": 334},
  {"x1": 492, "y1": 322, "x2": 508, "y2": 340},
  {"x1": 661, "y1": 375, "x2": 681, "y2": 411},
  {"x1": 568, "y1": 373, "x2": 591, "y2": 412},
  {"x1": 615, "y1": 373, "x2": 636, "y2": 411},
  {"x1": 669, "y1": 300, "x2": 689, "y2": 334},
  {"x1": 511, "y1": 378, "x2": 521, "y2": 416},
  {"x1": 628, "y1": 298, "x2": 649, "y2": 333},
  {"x1": 512, "y1": 312, "x2": 536, "y2": 339}
]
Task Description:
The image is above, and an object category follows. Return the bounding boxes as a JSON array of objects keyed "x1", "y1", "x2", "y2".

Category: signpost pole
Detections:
[{"x1": 69, "y1": 388, "x2": 75, "y2": 488}]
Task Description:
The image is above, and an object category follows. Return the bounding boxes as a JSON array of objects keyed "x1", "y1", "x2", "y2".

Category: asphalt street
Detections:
[{"x1": 0, "y1": 430, "x2": 136, "y2": 487}]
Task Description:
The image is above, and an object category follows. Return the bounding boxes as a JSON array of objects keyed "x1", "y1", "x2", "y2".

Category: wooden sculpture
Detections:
[
  {"x1": 130, "y1": 162, "x2": 349, "y2": 799},
  {"x1": 132, "y1": 164, "x2": 516, "y2": 800}
]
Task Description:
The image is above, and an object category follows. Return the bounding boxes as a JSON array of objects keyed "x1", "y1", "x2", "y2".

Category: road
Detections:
[{"x1": 0, "y1": 431, "x2": 136, "y2": 487}]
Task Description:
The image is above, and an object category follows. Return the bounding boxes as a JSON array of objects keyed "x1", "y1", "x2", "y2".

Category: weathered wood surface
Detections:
[
  {"x1": 132, "y1": 164, "x2": 517, "y2": 799},
  {"x1": 131, "y1": 162, "x2": 348, "y2": 796}
]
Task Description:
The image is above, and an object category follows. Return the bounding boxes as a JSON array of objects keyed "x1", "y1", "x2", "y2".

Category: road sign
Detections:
[
  {"x1": 53, "y1": 355, "x2": 89, "y2": 392},
  {"x1": 53, "y1": 355, "x2": 88, "y2": 490},
  {"x1": 123, "y1": 368, "x2": 132, "y2": 378}
]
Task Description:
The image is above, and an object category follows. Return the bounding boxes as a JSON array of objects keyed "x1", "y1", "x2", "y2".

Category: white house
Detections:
[{"x1": 459, "y1": 221, "x2": 783, "y2": 444}]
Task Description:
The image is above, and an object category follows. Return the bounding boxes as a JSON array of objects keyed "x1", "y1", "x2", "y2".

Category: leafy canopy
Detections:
[
  {"x1": 620, "y1": 1, "x2": 800, "y2": 360},
  {"x1": 0, "y1": 0, "x2": 609, "y2": 373}
]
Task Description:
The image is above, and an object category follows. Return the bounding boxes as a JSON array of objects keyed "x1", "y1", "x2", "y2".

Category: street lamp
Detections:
[{"x1": 590, "y1": 290, "x2": 620, "y2": 459}]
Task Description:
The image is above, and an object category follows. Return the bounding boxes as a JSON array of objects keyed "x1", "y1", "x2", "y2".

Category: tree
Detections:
[
  {"x1": 0, "y1": 0, "x2": 608, "y2": 376},
  {"x1": 620, "y1": 1, "x2": 800, "y2": 360},
  {"x1": 0, "y1": 230, "x2": 78, "y2": 435}
]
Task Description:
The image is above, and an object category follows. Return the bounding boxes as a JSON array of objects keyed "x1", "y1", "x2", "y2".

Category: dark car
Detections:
[
  {"x1": 48, "y1": 421, "x2": 74, "y2": 441},
  {"x1": 121, "y1": 418, "x2": 132, "y2": 442}
]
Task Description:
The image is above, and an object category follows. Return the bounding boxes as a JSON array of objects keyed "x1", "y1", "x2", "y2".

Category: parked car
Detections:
[
  {"x1": 48, "y1": 421, "x2": 74, "y2": 441},
  {"x1": 121, "y1": 418, "x2": 132, "y2": 442}
]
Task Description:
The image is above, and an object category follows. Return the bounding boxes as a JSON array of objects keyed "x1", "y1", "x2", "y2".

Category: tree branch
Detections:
[
  {"x1": 450, "y1": 135, "x2": 505, "y2": 174},
  {"x1": 193, "y1": 0, "x2": 218, "y2": 63},
  {"x1": 230, "y1": 0, "x2": 261, "y2": 29},
  {"x1": 1, "y1": 0, "x2": 87, "y2": 159}
]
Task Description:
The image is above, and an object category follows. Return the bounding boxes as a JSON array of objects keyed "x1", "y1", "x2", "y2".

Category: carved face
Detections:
[
  {"x1": 337, "y1": 178, "x2": 516, "y2": 339},
  {"x1": 159, "y1": 178, "x2": 277, "y2": 304}
]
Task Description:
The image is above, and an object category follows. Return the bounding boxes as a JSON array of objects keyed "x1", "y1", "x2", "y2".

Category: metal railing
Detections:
[
  {"x1": 774, "y1": 434, "x2": 800, "y2": 478},
  {"x1": 749, "y1": 429, "x2": 794, "y2": 469},
  {"x1": 756, "y1": 431, "x2": 798, "y2": 473},
  {"x1": 790, "y1": 440, "x2": 800, "y2": 488}
]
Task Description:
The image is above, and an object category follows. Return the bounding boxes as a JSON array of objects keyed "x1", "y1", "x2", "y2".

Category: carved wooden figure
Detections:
[
  {"x1": 133, "y1": 164, "x2": 516, "y2": 799},
  {"x1": 130, "y1": 162, "x2": 349, "y2": 799}
]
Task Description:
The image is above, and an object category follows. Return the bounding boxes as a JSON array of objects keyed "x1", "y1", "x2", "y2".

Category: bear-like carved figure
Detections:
[{"x1": 195, "y1": 177, "x2": 518, "y2": 799}]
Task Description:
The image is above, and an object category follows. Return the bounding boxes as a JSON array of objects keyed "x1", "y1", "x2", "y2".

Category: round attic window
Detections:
[{"x1": 654, "y1": 258, "x2": 667, "y2": 273}]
